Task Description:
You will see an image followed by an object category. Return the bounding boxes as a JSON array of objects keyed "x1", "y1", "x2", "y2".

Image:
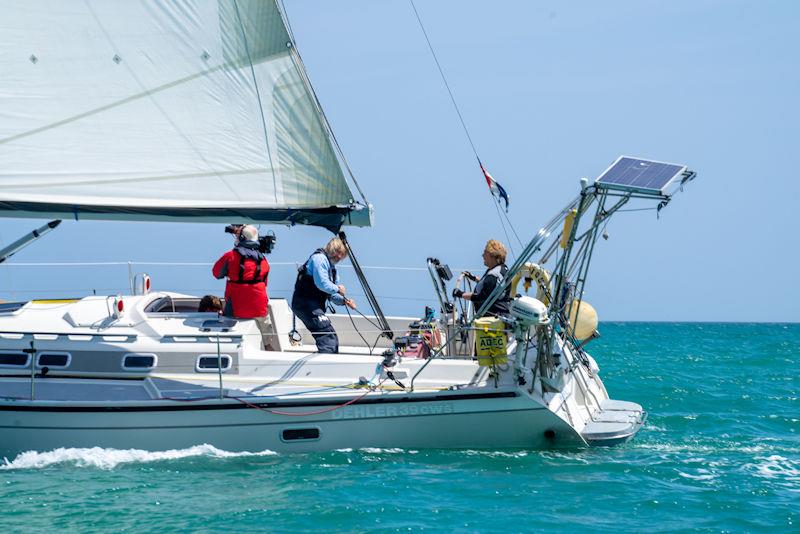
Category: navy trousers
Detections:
[{"x1": 291, "y1": 298, "x2": 339, "y2": 354}]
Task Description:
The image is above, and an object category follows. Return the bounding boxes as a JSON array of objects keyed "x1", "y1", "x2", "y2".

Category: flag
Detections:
[{"x1": 480, "y1": 162, "x2": 510, "y2": 211}]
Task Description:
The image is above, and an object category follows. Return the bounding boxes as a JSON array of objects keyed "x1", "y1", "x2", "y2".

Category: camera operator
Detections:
[{"x1": 212, "y1": 224, "x2": 273, "y2": 348}]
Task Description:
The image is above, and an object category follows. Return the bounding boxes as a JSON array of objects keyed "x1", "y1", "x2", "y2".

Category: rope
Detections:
[
  {"x1": 228, "y1": 387, "x2": 376, "y2": 417},
  {"x1": 160, "y1": 383, "x2": 378, "y2": 417},
  {"x1": 344, "y1": 304, "x2": 372, "y2": 354}
]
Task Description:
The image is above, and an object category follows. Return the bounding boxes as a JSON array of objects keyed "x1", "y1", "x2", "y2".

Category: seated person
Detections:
[
  {"x1": 452, "y1": 239, "x2": 512, "y2": 317},
  {"x1": 198, "y1": 295, "x2": 223, "y2": 313}
]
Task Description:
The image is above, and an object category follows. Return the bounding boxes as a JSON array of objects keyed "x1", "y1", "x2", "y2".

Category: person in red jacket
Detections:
[{"x1": 212, "y1": 225, "x2": 274, "y2": 349}]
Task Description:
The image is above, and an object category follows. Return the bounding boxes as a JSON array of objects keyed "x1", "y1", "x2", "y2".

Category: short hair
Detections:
[
  {"x1": 484, "y1": 239, "x2": 507, "y2": 264},
  {"x1": 198, "y1": 295, "x2": 223, "y2": 313},
  {"x1": 324, "y1": 237, "x2": 347, "y2": 258},
  {"x1": 240, "y1": 225, "x2": 259, "y2": 242}
]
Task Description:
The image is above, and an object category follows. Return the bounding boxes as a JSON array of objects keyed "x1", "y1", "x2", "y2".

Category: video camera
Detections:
[{"x1": 224, "y1": 224, "x2": 277, "y2": 254}]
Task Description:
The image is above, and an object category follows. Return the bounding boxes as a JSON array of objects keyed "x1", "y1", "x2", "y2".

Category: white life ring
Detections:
[{"x1": 510, "y1": 262, "x2": 551, "y2": 304}]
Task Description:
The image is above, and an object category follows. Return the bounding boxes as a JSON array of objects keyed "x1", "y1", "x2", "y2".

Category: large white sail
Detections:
[{"x1": 0, "y1": 0, "x2": 370, "y2": 230}]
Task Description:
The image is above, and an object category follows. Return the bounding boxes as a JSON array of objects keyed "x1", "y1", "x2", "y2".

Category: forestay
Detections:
[{"x1": 0, "y1": 0, "x2": 370, "y2": 230}]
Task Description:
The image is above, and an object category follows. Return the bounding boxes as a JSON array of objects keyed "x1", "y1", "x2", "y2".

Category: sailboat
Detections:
[{"x1": 0, "y1": 1, "x2": 695, "y2": 458}]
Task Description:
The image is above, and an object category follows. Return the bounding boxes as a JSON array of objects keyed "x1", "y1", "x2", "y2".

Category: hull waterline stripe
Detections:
[
  {"x1": 0, "y1": 406, "x2": 544, "y2": 431},
  {"x1": 0, "y1": 390, "x2": 518, "y2": 413}
]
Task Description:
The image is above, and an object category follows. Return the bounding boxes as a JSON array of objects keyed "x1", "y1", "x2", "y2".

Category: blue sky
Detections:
[{"x1": 0, "y1": 0, "x2": 797, "y2": 321}]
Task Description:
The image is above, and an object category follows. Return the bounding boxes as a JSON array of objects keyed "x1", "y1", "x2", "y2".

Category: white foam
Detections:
[
  {"x1": 745, "y1": 455, "x2": 800, "y2": 482},
  {"x1": 1, "y1": 444, "x2": 277, "y2": 470},
  {"x1": 358, "y1": 447, "x2": 407, "y2": 454},
  {"x1": 677, "y1": 468, "x2": 718, "y2": 481},
  {"x1": 637, "y1": 442, "x2": 777, "y2": 455},
  {"x1": 463, "y1": 449, "x2": 530, "y2": 459}
]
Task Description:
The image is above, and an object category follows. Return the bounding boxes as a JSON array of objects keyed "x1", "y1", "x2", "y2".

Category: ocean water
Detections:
[{"x1": 1, "y1": 323, "x2": 797, "y2": 532}]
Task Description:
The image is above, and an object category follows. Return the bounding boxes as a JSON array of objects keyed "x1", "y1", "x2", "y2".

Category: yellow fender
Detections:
[
  {"x1": 566, "y1": 300, "x2": 599, "y2": 340},
  {"x1": 510, "y1": 262, "x2": 551, "y2": 305}
]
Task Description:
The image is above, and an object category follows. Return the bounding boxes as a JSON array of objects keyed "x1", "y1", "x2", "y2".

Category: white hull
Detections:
[
  {"x1": 0, "y1": 390, "x2": 588, "y2": 458},
  {"x1": 0, "y1": 295, "x2": 645, "y2": 458}
]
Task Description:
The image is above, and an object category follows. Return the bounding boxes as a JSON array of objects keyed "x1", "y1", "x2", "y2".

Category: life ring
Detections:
[{"x1": 509, "y1": 262, "x2": 551, "y2": 305}]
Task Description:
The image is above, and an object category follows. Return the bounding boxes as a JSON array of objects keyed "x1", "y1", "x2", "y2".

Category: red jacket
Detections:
[{"x1": 212, "y1": 248, "x2": 269, "y2": 319}]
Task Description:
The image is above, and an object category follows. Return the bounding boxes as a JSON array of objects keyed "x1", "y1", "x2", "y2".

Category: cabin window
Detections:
[
  {"x1": 145, "y1": 297, "x2": 212, "y2": 313},
  {"x1": 37, "y1": 352, "x2": 71, "y2": 369},
  {"x1": 195, "y1": 354, "x2": 232, "y2": 372},
  {"x1": 0, "y1": 302, "x2": 27, "y2": 314},
  {"x1": 281, "y1": 428, "x2": 321, "y2": 442},
  {"x1": 122, "y1": 353, "x2": 157, "y2": 370},
  {"x1": 0, "y1": 352, "x2": 29, "y2": 367}
]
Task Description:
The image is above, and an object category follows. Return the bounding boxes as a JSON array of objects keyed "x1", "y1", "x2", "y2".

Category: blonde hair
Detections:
[
  {"x1": 324, "y1": 237, "x2": 347, "y2": 258},
  {"x1": 484, "y1": 239, "x2": 507, "y2": 264}
]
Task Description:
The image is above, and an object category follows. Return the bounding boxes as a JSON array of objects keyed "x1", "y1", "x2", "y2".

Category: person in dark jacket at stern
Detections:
[{"x1": 452, "y1": 239, "x2": 512, "y2": 317}]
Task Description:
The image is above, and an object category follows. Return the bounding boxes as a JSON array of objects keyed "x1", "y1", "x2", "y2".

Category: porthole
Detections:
[
  {"x1": 195, "y1": 354, "x2": 232, "y2": 373},
  {"x1": 37, "y1": 352, "x2": 71, "y2": 369},
  {"x1": 281, "y1": 428, "x2": 321, "y2": 442},
  {"x1": 122, "y1": 353, "x2": 157, "y2": 370},
  {"x1": 0, "y1": 351, "x2": 29, "y2": 368}
]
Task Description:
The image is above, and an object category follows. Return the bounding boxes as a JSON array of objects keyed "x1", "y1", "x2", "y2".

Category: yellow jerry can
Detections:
[{"x1": 473, "y1": 316, "x2": 508, "y2": 366}]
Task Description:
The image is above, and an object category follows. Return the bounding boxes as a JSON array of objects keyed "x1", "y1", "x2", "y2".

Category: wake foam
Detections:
[
  {"x1": 745, "y1": 455, "x2": 800, "y2": 482},
  {"x1": 1, "y1": 444, "x2": 277, "y2": 470}
]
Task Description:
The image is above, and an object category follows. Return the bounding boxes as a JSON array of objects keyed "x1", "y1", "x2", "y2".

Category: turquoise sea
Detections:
[{"x1": 1, "y1": 323, "x2": 797, "y2": 532}]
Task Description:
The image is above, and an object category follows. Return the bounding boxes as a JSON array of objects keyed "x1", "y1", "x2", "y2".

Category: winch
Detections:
[{"x1": 392, "y1": 308, "x2": 442, "y2": 359}]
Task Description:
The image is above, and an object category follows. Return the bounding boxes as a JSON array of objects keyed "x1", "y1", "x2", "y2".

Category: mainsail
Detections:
[{"x1": 0, "y1": 0, "x2": 370, "y2": 230}]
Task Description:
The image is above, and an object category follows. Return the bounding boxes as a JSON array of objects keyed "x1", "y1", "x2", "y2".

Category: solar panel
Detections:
[{"x1": 595, "y1": 156, "x2": 687, "y2": 195}]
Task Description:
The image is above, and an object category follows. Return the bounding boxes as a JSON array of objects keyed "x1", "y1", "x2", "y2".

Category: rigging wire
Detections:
[
  {"x1": 500, "y1": 207, "x2": 524, "y2": 249},
  {"x1": 409, "y1": 0, "x2": 479, "y2": 159},
  {"x1": 492, "y1": 200, "x2": 517, "y2": 260},
  {"x1": 408, "y1": 0, "x2": 523, "y2": 253}
]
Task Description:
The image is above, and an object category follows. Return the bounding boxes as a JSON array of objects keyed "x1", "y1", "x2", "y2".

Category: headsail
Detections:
[{"x1": 0, "y1": 0, "x2": 370, "y2": 231}]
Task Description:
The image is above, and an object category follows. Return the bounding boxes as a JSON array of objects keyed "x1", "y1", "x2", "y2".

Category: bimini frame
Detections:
[{"x1": 476, "y1": 157, "x2": 696, "y2": 387}]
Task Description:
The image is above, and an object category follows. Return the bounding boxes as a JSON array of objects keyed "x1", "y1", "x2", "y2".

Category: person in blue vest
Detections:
[{"x1": 291, "y1": 237, "x2": 356, "y2": 353}]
